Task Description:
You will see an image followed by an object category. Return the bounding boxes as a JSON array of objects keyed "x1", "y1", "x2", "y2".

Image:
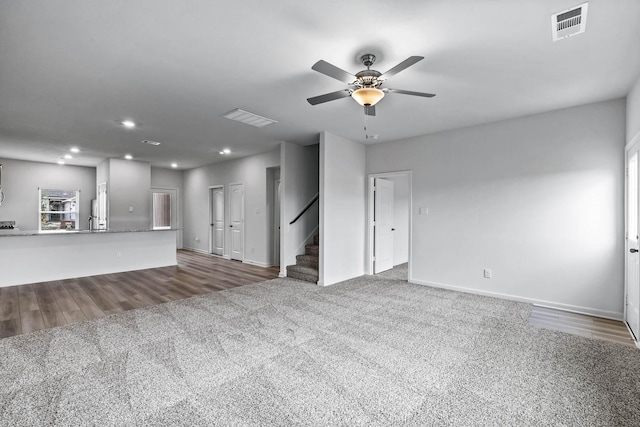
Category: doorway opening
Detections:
[
  {"x1": 367, "y1": 171, "x2": 412, "y2": 281},
  {"x1": 209, "y1": 186, "x2": 225, "y2": 256},
  {"x1": 151, "y1": 187, "x2": 180, "y2": 248}
]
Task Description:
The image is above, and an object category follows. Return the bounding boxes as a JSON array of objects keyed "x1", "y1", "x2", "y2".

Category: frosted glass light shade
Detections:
[{"x1": 352, "y1": 88, "x2": 385, "y2": 106}]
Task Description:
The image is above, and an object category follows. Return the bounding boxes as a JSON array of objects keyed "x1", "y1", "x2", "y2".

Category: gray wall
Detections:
[
  {"x1": 367, "y1": 98, "x2": 626, "y2": 318},
  {"x1": 0, "y1": 158, "x2": 95, "y2": 230},
  {"x1": 628, "y1": 72, "x2": 640, "y2": 141},
  {"x1": 319, "y1": 132, "x2": 366, "y2": 286},
  {"x1": 182, "y1": 148, "x2": 280, "y2": 266},
  {"x1": 108, "y1": 159, "x2": 151, "y2": 230}
]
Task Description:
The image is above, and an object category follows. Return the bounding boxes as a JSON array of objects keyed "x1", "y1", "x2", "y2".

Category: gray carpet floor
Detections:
[{"x1": 1, "y1": 269, "x2": 640, "y2": 426}]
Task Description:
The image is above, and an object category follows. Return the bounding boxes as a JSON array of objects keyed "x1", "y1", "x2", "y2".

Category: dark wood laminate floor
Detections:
[
  {"x1": 529, "y1": 305, "x2": 635, "y2": 347},
  {"x1": 0, "y1": 250, "x2": 280, "y2": 339}
]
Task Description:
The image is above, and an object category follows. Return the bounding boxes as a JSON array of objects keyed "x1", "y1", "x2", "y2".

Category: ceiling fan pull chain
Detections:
[{"x1": 364, "y1": 112, "x2": 369, "y2": 139}]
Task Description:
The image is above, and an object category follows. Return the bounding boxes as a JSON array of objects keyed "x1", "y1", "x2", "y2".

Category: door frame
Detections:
[
  {"x1": 367, "y1": 170, "x2": 412, "y2": 279},
  {"x1": 624, "y1": 132, "x2": 640, "y2": 347},
  {"x1": 229, "y1": 182, "x2": 245, "y2": 262},
  {"x1": 208, "y1": 185, "x2": 225, "y2": 257},
  {"x1": 273, "y1": 178, "x2": 281, "y2": 267}
]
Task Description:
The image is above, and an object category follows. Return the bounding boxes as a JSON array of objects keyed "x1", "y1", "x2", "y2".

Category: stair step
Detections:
[
  {"x1": 296, "y1": 254, "x2": 318, "y2": 269},
  {"x1": 305, "y1": 244, "x2": 319, "y2": 256},
  {"x1": 287, "y1": 265, "x2": 318, "y2": 283},
  {"x1": 313, "y1": 235, "x2": 319, "y2": 245}
]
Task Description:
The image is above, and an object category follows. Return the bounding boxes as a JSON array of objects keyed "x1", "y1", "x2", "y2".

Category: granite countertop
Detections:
[{"x1": 0, "y1": 228, "x2": 178, "y2": 237}]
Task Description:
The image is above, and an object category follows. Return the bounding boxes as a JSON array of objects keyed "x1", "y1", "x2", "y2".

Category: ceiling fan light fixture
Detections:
[{"x1": 352, "y1": 88, "x2": 385, "y2": 107}]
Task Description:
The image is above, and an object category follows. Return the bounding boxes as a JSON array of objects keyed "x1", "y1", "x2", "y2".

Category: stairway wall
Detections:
[{"x1": 319, "y1": 132, "x2": 366, "y2": 286}]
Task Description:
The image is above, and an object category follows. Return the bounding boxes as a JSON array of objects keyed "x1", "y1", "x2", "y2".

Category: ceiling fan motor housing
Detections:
[{"x1": 354, "y1": 70, "x2": 382, "y2": 88}]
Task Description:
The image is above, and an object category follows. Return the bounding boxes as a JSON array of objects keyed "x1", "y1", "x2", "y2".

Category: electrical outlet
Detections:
[
  {"x1": 116, "y1": 251, "x2": 122, "y2": 258},
  {"x1": 484, "y1": 268, "x2": 492, "y2": 278}
]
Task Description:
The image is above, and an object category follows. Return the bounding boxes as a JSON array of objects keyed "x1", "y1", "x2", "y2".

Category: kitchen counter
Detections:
[{"x1": 0, "y1": 228, "x2": 178, "y2": 287}]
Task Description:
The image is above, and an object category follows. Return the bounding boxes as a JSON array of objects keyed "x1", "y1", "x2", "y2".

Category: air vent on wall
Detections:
[
  {"x1": 551, "y1": 2, "x2": 588, "y2": 41},
  {"x1": 222, "y1": 109, "x2": 277, "y2": 128}
]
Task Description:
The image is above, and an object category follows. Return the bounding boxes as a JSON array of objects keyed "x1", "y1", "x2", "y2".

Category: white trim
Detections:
[
  {"x1": 410, "y1": 277, "x2": 624, "y2": 321},
  {"x1": 183, "y1": 247, "x2": 210, "y2": 255},
  {"x1": 366, "y1": 170, "x2": 413, "y2": 279},
  {"x1": 242, "y1": 259, "x2": 272, "y2": 268}
]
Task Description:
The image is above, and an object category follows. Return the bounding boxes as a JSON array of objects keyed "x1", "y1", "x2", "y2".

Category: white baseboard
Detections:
[
  {"x1": 182, "y1": 247, "x2": 210, "y2": 255},
  {"x1": 409, "y1": 278, "x2": 624, "y2": 321},
  {"x1": 242, "y1": 259, "x2": 272, "y2": 268}
]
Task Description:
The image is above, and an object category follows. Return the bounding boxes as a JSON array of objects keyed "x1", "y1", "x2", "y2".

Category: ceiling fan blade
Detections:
[
  {"x1": 385, "y1": 88, "x2": 436, "y2": 98},
  {"x1": 364, "y1": 105, "x2": 376, "y2": 116},
  {"x1": 380, "y1": 56, "x2": 424, "y2": 78},
  {"x1": 311, "y1": 60, "x2": 355, "y2": 83},
  {"x1": 307, "y1": 89, "x2": 351, "y2": 105}
]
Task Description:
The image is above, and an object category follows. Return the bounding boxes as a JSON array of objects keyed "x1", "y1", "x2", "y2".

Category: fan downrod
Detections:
[{"x1": 360, "y1": 54, "x2": 376, "y2": 68}]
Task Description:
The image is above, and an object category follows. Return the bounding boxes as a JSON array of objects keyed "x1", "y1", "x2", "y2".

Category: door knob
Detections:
[{"x1": 631, "y1": 248, "x2": 638, "y2": 253}]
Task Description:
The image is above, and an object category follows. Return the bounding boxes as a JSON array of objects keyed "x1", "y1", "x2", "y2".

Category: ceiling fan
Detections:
[{"x1": 307, "y1": 53, "x2": 435, "y2": 116}]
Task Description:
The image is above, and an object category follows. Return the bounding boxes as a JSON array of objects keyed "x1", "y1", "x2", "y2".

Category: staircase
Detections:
[{"x1": 286, "y1": 235, "x2": 319, "y2": 283}]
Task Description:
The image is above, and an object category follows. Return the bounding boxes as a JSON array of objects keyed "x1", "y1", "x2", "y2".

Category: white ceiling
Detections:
[{"x1": 1, "y1": 0, "x2": 639, "y2": 169}]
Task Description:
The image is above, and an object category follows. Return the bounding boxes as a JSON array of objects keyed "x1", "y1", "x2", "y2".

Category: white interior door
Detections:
[
  {"x1": 210, "y1": 187, "x2": 224, "y2": 256},
  {"x1": 230, "y1": 183, "x2": 244, "y2": 261},
  {"x1": 626, "y1": 141, "x2": 640, "y2": 341},
  {"x1": 374, "y1": 178, "x2": 394, "y2": 274}
]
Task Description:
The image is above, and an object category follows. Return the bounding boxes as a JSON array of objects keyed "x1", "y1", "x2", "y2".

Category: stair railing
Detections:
[{"x1": 289, "y1": 192, "x2": 319, "y2": 225}]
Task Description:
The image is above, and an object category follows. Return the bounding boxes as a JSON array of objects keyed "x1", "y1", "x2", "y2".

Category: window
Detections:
[
  {"x1": 39, "y1": 189, "x2": 80, "y2": 231},
  {"x1": 152, "y1": 192, "x2": 171, "y2": 229}
]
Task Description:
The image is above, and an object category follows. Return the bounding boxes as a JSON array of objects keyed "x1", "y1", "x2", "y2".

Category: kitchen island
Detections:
[{"x1": 0, "y1": 229, "x2": 177, "y2": 288}]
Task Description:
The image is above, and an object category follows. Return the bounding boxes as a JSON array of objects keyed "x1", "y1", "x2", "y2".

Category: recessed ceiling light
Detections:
[
  {"x1": 64, "y1": 154, "x2": 72, "y2": 159},
  {"x1": 57, "y1": 159, "x2": 65, "y2": 165},
  {"x1": 70, "y1": 147, "x2": 80, "y2": 153},
  {"x1": 171, "y1": 163, "x2": 178, "y2": 168},
  {"x1": 124, "y1": 154, "x2": 133, "y2": 160},
  {"x1": 223, "y1": 148, "x2": 231, "y2": 154},
  {"x1": 121, "y1": 120, "x2": 136, "y2": 128}
]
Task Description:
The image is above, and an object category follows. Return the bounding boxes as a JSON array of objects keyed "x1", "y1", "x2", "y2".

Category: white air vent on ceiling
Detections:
[
  {"x1": 551, "y1": 2, "x2": 588, "y2": 41},
  {"x1": 222, "y1": 109, "x2": 277, "y2": 128},
  {"x1": 141, "y1": 139, "x2": 161, "y2": 146}
]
